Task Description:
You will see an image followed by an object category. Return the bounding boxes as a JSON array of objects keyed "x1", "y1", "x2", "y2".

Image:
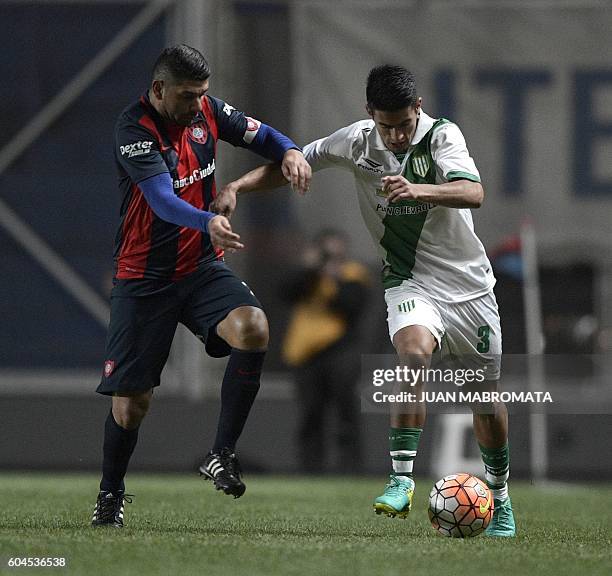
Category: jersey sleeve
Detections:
[
  {"x1": 302, "y1": 124, "x2": 358, "y2": 172},
  {"x1": 140, "y1": 173, "x2": 214, "y2": 232},
  {"x1": 114, "y1": 115, "x2": 168, "y2": 184},
  {"x1": 431, "y1": 123, "x2": 481, "y2": 183},
  {"x1": 207, "y1": 95, "x2": 263, "y2": 148}
]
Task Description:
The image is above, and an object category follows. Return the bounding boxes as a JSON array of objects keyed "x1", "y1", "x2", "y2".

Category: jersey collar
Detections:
[
  {"x1": 369, "y1": 109, "x2": 436, "y2": 151},
  {"x1": 140, "y1": 90, "x2": 204, "y2": 127}
]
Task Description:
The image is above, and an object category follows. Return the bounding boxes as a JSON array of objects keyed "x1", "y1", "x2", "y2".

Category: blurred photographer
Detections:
[{"x1": 282, "y1": 229, "x2": 371, "y2": 473}]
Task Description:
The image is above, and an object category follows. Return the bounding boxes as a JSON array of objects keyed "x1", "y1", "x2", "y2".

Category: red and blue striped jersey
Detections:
[{"x1": 113, "y1": 93, "x2": 263, "y2": 280}]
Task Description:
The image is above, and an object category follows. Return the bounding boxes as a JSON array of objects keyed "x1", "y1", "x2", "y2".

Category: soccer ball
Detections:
[{"x1": 428, "y1": 473, "x2": 493, "y2": 537}]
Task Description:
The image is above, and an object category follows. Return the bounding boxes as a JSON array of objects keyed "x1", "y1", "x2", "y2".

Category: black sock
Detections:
[
  {"x1": 100, "y1": 410, "x2": 139, "y2": 493},
  {"x1": 212, "y1": 349, "x2": 265, "y2": 452}
]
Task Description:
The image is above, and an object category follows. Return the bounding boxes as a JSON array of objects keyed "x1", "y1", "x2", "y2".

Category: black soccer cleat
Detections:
[
  {"x1": 91, "y1": 490, "x2": 133, "y2": 528},
  {"x1": 199, "y1": 448, "x2": 246, "y2": 498}
]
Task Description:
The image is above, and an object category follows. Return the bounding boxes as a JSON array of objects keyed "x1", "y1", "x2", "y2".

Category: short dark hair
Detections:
[
  {"x1": 152, "y1": 44, "x2": 210, "y2": 84},
  {"x1": 366, "y1": 65, "x2": 417, "y2": 111}
]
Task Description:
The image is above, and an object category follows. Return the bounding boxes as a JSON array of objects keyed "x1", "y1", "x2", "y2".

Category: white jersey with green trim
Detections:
[{"x1": 302, "y1": 110, "x2": 496, "y2": 303}]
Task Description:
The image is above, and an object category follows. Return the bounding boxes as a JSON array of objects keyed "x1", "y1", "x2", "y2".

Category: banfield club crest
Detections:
[
  {"x1": 411, "y1": 154, "x2": 430, "y2": 178},
  {"x1": 188, "y1": 123, "x2": 208, "y2": 144}
]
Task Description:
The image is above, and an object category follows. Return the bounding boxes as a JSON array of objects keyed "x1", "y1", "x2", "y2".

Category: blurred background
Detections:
[{"x1": 1, "y1": 0, "x2": 610, "y2": 481}]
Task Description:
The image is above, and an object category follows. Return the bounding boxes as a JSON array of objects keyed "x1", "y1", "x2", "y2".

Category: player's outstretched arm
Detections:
[{"x1": 211, "y1": 155, "x2": 310, "y2": 218}]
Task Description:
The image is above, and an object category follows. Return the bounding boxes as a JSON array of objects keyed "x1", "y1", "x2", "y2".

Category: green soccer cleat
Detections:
[
  {"x1": 485, "y1": 496, "x2": 516, "y2": 537},
  {"x1": 373, "y1": 475, "x2": 415, "y2": 518}
]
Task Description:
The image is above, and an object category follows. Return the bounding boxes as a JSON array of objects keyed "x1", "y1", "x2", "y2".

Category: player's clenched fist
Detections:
[
  {"x1": 281, "y1": 149, "x2": 312, "y2": 195},
  {"x1": 208, "y1": 215, "x2": 244, "y2": 252},
  {"x1": 382, "y1": 175, "x2": 423, "y2": 203}
]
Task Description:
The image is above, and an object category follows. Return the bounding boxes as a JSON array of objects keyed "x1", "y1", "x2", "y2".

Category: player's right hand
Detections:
[
  {"x1": 281, "y1": 149, "x2": 311, "y2": 195},
  {"x1": 208, "y1": 215, "x2": 244, "y2": 252}
]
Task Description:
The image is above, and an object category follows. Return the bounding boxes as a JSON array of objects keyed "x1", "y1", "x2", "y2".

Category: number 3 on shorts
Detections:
[{"x1": 476, "y1": 325, "x2": 490, "y2": 353}]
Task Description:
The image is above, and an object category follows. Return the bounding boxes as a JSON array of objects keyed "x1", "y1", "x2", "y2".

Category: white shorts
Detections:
[{"x1": 385, "y1": 282, "x2": 502, "y2": 380}]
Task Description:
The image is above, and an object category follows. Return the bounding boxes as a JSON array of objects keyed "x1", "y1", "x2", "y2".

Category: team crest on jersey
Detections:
[
  {"x1": 411, "y1": 154, "x2": 430, "y2": 178},
  {"x1": 188, "y1": 124, "x2": 208, "y2": 144},
  {"x1": 104, "y1": 360, "x2": 115, "y2": 378}
]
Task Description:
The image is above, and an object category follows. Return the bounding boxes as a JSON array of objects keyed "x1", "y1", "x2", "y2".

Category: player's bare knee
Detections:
[
  {"x1": 393, "y1": 326, "x2": 436, "y2": 361},
  {"x1": 221, "y1": 306, "x2": 269, "y2": 350},
  {"x1": 238, "y1": 310, "x2": 269, "y2": 349},
  {"x1": 112, "y1": 391, "x2": 152, "y2": 429},
  {"x1": 114, "y1": 405, "x2": 148, "y2": 429},
  {"x1": 394, "y1": 339, "x2": 433, "y2": 363}
]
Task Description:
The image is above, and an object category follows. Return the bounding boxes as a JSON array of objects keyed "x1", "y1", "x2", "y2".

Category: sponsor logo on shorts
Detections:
[
  {"x1": 398, "y1": 299, "x2": 416, "y2": 313},
  {"x1": 104, "y1": 360, "x2": 115, "y2": 378},
  {"x1": 241, "y1": 281, "x2": 255, "y2": 297},
  {"x1": 120, "y1": 141, "x2": 153, "y2": 158}
]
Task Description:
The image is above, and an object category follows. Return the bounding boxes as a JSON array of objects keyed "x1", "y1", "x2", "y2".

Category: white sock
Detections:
[
  {"x1": 391, "y1": 449, "x2": 415, "y2": 478},
  {"x1": 490, "y1": 484, "x2": 509, "y2": 501}
]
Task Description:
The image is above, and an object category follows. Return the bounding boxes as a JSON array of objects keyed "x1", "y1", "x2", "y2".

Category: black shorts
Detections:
[{"x1": 96, "y1": 261, "x2": 262, "y2": 396}]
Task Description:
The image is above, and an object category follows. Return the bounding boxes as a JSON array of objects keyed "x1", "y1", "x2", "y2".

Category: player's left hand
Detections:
[
  {"x1": 208, "y1": 215, "x2": 244, "y2": 253},
  {"x1": 281, "y1": 149, "x2": 311, "y2": 195},
  {"x1": 383, "y1": 175, "x2": 422, "y2": 203},
  {"x1": 210, "y1": 183, "x2": 237, "y2": 218}
]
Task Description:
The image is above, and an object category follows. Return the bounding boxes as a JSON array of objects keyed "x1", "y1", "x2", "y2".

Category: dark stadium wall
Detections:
[
  {"x1": 0, "y1": 3, "x2": 167, "y2": 368},
  {"x1": 1, "y1": 395, "x2": 610, "y2": 480}
]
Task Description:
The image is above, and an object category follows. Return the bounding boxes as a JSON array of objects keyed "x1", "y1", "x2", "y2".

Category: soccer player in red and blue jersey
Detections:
[{"x1": 91, "y1": 45, "x2": 311, "y2": 528}]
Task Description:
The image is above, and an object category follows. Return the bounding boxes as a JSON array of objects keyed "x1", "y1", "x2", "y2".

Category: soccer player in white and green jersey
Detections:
[{"x1": 212, "y1": 65, "x2": 515, "y2": 536}]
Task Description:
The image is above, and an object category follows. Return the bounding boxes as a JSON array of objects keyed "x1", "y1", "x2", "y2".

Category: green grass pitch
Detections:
[{"x1": 0, "y1": 473, "x2": 610, "y2": 576}]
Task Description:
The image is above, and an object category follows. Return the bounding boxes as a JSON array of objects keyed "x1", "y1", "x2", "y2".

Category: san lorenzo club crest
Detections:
[
  {"x1": 411, "y1": 154, "x2": 429, "y2": 178},
  {"x1": 104, "y1": 360, "x2": 115, "y2": 378},
  {"x1": 188, "y1": 124, "x2": 208, "y2": 144}
]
